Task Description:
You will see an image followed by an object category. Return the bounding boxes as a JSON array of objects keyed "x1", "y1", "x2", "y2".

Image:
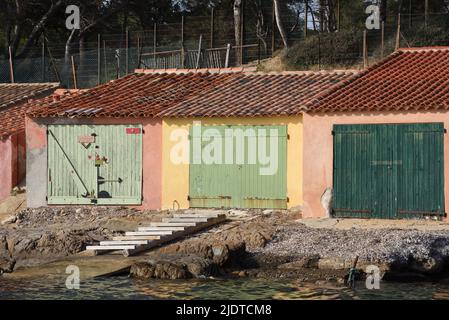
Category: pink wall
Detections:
[
  {"x1": 26, "y1": 117, "x2": 162, "y2": 210},
  {"x1": 0, "y1": 137, "x2": 12, "y2": 201},
  {"x1": 303, "y1": 111, "x2": 449, "y2": 219},
  {"x1": 0, "y1": 132, "x2": 25, "y2": 202}
]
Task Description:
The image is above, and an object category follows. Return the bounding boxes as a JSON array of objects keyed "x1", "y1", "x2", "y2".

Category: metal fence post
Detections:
[
  {"x1": 210, "y1": 8, "x2": 215, "y2": 49},
  {"x1": 153, "y1": 23, "x2": 157, "y2": 68},
  {"x1": 181, "y1": 15, "x2": 185, "y2": 68},
  {"x1": 8, "y1": 46, "x2": 15, "y2": 83},
  {"x1": 126, "y1": 27, "x2": 129, "y2": 74},
  {"x1": 97, "y1": 34, "x2": 101, "y2": 85},
  {"x1": 41, "y1": 36, "x2": 46, "y2": 82}
]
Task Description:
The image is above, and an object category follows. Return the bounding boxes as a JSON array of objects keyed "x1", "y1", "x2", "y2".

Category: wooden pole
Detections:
[
  {"x1": 97, "y1": 34, "x2": 101, "y2": 85},
  {"x1": 225, "y1": 43, "x2": 231, "y2": 68},
  {"x1": 181, "y1": 16, "x2": 185, "y2": 68},
  {"x1": 71, "y1": 55, "x2": 78, "y2": 89},
  {"x1": 103, "y1": 40, "x2": 107, "y2": 82},
  {"x1": 41, "y1": 35, "x2": 46, "y2": 82},
  {"x1": 409, "y1": 0, "x2": 412, "y2": 28},
  {"x1": 195, "y1": 34, "x2": 203, "y2": 69},
  {"x1": 137, "y1": 36, "x2": 141, "y2": 69},
  {"x1": 271, "y1": 0, "x2": 275, "y2": 56},
  {"x1": 153, "y1": 23, "x2": 157, "y2": 68},
  {"x1": 125, "y1": 27, "x2": 129, "y2": 74},
  {"x1": 240, "y1": 0, "x2": 244, "y2": 65},
  {"x1": 45, "y1": 39, "x2": 61, "y2": 83},
  {"x1": 336, "y1": 0, "x2": 340, "y2": 31},
  {"x1": 210, "y1": 8, "x2": 215, "y2": 48},
  {"x1": 381, "y1": 21, "x2": 385, "y2": 59},
  {"x1": 8, "y1": 46, "x2": 14, "y2": 83},
  {"x1": 424, "y1": 0, "x2": 429, "y2": 28},
  {"x1": 395, "y1": 13, "x2": 401, "y2": 50},
  {"x1": 363, "y1": 30, "x2": 368, "y2": 69},
  {"x1": 304, "y1": 0, "x2": 308, "y2": 37}
]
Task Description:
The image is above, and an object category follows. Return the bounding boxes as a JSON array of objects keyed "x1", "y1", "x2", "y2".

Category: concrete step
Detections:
[
  {"x1": 138, "y1": 226, "x2": 185, "y2": 232},
  {"x1": 173, "y1": 213, "x2": 221, "y2": 219},
  {"x1": 113, "y1": 235, "x2": 161, "y2": 241},
  {"x1": 125, "y1": 231, "x2": 173, "y2": 236},
  {"x1": 162, "y1": 218, "x2": 209, "y2": 223},
  {"x1": 86, "y1": 245, "x2": 136, "y2": 251},
  {"x1": 100, "y1": 240, "x2": 149, "y2": 246},
  {"x1": 150, "y1": 222, "x2": 197, "y2": 227}
]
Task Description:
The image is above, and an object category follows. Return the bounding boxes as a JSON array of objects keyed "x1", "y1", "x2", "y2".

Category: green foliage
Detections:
[{"x1": 282, "y1": 30, "x2": 363, "y2": 70}]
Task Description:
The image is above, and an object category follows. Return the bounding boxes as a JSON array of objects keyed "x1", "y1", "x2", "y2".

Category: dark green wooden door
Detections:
[
  {"x1": 333, "y1": 123, "x2": 445, "y2": 219},
  {"x1": 189, "y1": 125, "x2": 288, "y2": 209},
  {"x1": 47, "y1": 124, "x2": 142, "y2": 205}
]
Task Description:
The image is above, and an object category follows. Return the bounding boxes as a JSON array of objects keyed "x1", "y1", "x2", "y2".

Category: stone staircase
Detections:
[{"x1": 86, "y1": 212, "x2": 226, "y2": 257}]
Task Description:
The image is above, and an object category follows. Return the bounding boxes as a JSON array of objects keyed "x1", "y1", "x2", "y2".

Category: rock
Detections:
[
  {"x1": 130, "y1": 260, "x2": 189, "y2": 280},
  {"x1": 1, "y1": 215, "x2": 17, "y2": 225},
  {"x1": 320, "y1": 188, "x2": 333, "y2": 218},
  {"x1": 179, "y1": 255, "x2": 213, "y2": 278},
  {"x1": 383, "y1": 272, "x2": 430, "y2": 282},
  {"x1": 247, "y1": 232, "x2": 268, "y2": 249},
  {"x1": 238, "y1": 270, "x2": 247, "y2": 277},
  {"x1": 278, "y1": 255, "x2": 320, "y2": 269},
  {"x1": 211, "y1": 244, "x2": 230, "y2": 266},
  {"x1": 409, "y1": 253, "x2": 445, "y2": 274},
  {"x1": 317, "y1": 257, "x2": 348, "y2": 270},
  {"x1": 0, "y1": 258, "x2": 15, "y2": 274}
]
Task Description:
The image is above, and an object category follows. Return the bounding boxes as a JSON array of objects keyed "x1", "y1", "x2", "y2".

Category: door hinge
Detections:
[
  {"x1": 331, "y1": 130, "x2": 335, "y2": 136},
  {"x1": 187, "y1": 195, "x2": 191, "y2": 201},
  {"x1": 45, "y1": 196, "x2": 48, "y2": 201},
  {"x1": 287, "y1": 197, "x2": 290, "y2": 203},
  {"x1": 444, "y1": 129, "x2": 447, "y2": 134},
  {"x1": 46, "y1": 129, "x2": 49, "y2": 135},
  {"x1": 287, "y1": 134, "x2": 290, "y2": 140}
]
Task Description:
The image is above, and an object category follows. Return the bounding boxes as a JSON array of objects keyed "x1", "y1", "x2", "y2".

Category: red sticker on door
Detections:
[{"x1": 126, "y1": 128, "x2": 141, "y2": 134}]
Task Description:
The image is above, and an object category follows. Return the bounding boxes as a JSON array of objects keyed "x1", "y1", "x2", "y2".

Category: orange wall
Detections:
[
  {"x1": 26, "y1": 117, "x2": 162, "y2": 209},
  {"x1": 303, "y1": 111, "x2": 449, "y2": 219}
]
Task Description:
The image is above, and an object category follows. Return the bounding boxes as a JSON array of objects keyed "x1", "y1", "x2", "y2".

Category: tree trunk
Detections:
[
  {"x1": 64, "y1": 29, "x2": 77, "y2": 63},
  {"x1": 78, "y1": 34, "x2": 86, "y2": 84},
  {"x1": 273, "y1": 0, "x2": 288, "y2": 48},
  {"x1": 15, "y1": 0, "x2": 64, "y2": 59},
  {"x1": 233, "y1": 0, "x2": 242, "y2": 63},
  {"x1": 380, "y1": 0, "x2": 388, "y2": 23}
]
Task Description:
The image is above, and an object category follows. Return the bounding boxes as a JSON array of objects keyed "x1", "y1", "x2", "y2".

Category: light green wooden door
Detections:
[
  {"x1": 47, "y1": 124, "x2": 142, "y2": 205},
  {"x1": 189, "y1": 125, "x2": 287, "y2": 209}
]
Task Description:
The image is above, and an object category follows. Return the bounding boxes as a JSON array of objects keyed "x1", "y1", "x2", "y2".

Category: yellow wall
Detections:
[{"x1": 161, "y1": 116, "x2": 303, "y2": 210}]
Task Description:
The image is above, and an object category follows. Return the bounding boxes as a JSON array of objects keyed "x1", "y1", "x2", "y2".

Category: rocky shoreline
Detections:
[{"x1": 3, "y1": 207, "x2": 449, "y2": 284}]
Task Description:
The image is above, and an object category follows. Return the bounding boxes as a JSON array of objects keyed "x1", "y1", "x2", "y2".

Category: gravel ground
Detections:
[{"x1": 258, "y1": 223, "x2": 449, "y2": 264}]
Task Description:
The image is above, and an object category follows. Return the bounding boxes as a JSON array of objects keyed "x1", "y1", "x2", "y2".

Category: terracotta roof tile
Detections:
[
  {"x1": 0, "y1": 83, "x2": 59, "y2": 110},
  {"x1": 306, "y1": 47, "x2": 449, "y2": 113},
  {"x1": 0, "y1": 83, "x2": 60, "y2": 139},
  {"x1": 28, "y1": 70, "x2": 355, "y2": 119}
]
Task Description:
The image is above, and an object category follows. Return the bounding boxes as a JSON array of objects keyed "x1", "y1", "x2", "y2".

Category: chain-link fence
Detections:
[{"x1": 1, "y1": 11, "x2": 449, "y2": 88}]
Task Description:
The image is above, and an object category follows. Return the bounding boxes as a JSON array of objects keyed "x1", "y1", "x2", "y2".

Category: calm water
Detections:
[{"x1": 1, "y1": 276, "x2": 449, "y2": 300}]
